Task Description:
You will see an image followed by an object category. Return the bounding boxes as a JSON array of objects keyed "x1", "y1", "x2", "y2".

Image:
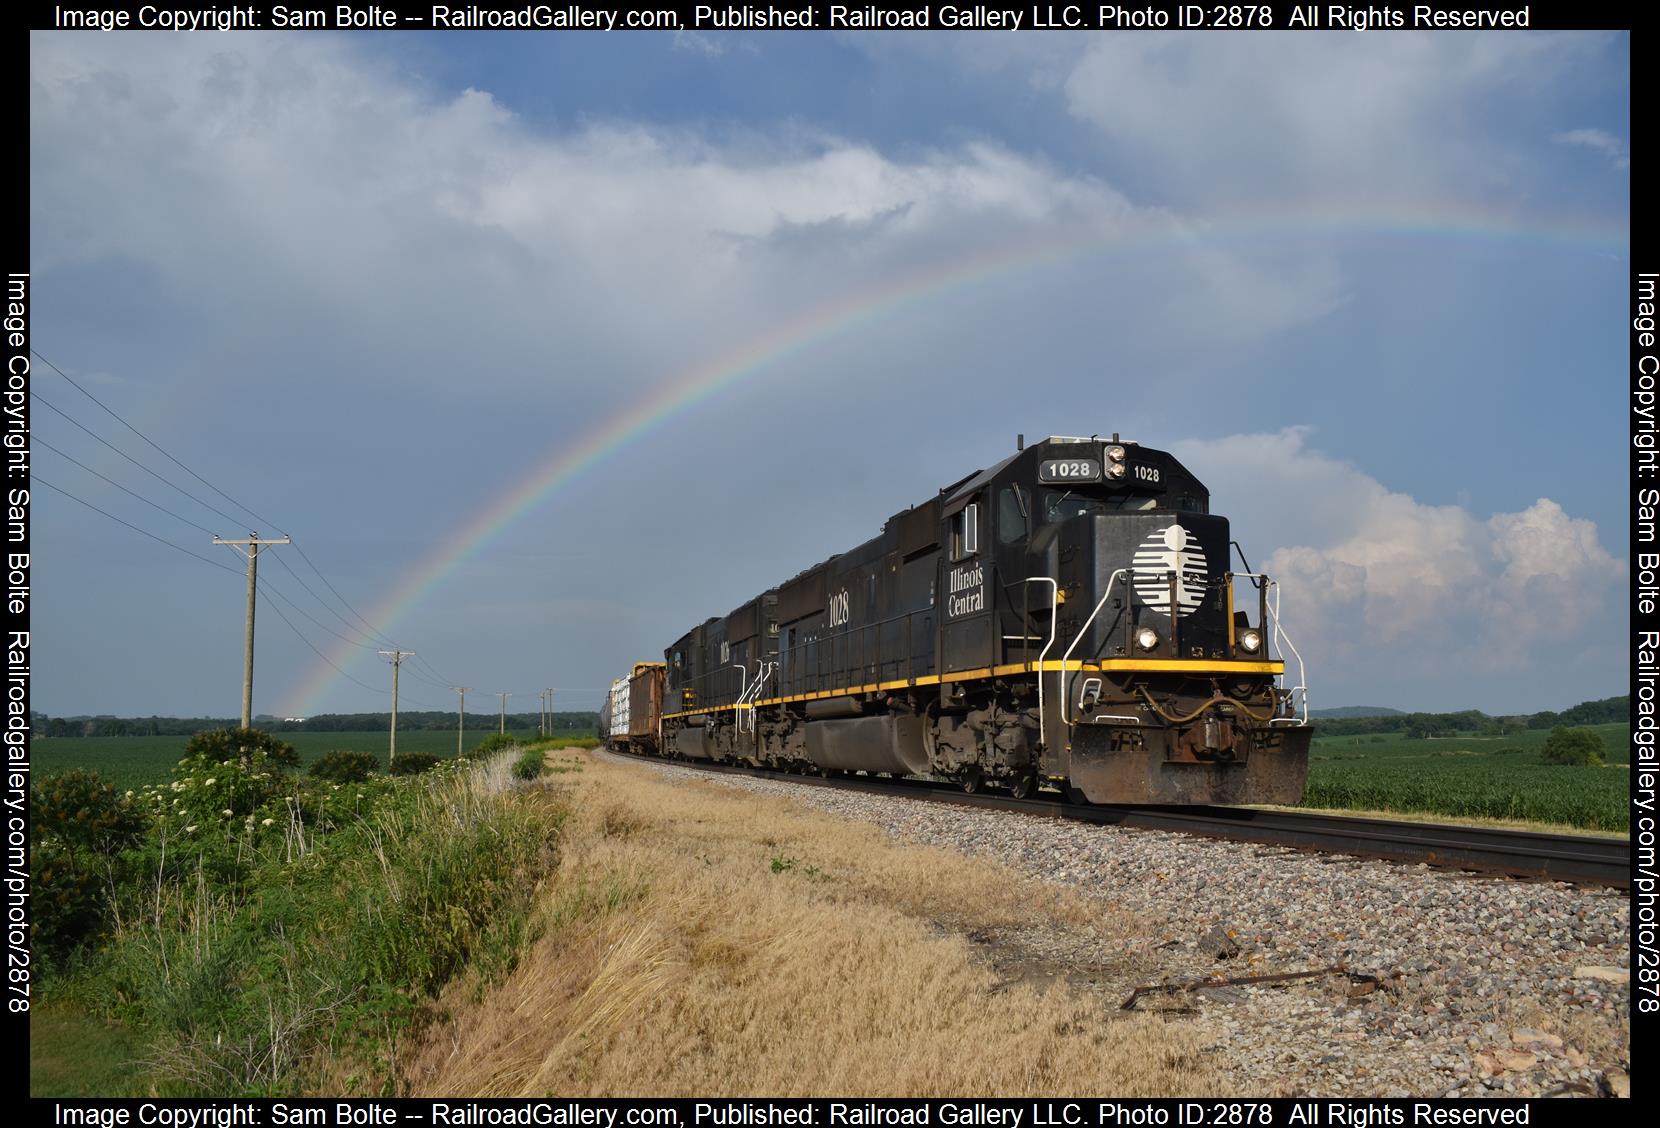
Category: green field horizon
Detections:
[
  {"x1": 32, "y1": 720, "x2": 1630, "y2": 832},
  {"x1": 32, "y1": 728, "x2": 596, "y2": 788}
]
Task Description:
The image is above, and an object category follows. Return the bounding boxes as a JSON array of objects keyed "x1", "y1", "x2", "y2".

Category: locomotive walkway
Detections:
[{"x1": 614, "y1": 752, "x2": 1631, "y2": 888}]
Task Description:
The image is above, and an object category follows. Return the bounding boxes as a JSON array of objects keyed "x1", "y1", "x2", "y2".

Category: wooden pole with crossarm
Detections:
[
  {"x1": 379, "y1": 649, "x2": 415, "y2": 765},
  {"x1": 212, "y1": 533, "x2": 290, "y2": 729}
]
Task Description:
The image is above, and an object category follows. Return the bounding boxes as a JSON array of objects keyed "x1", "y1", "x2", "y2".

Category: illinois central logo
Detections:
[{"x1": 1131, "y1": 525, "x2": 1208, "y2": 615}]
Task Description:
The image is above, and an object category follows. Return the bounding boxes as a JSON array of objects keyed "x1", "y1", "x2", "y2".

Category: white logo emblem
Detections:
[{"x1": 1131, "y1": 525, "x2": 1208, "y2": 615}]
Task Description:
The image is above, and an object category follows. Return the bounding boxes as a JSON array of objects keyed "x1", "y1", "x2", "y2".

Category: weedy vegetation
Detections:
[{"x1": 30, "y1": 730, "x2": 577, "y2": 1097}]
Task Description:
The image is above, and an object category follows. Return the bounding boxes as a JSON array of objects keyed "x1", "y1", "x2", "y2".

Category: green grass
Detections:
[
  {"x1": 34, "y1": 753, "x2": 562, "y2": 1096},
  {"x1": 1304, "y1": 722, "x2": 1630, "y2": 831},
  {"x1": 29, "y1": 1004, "x2": 156, "y2": 1098},
  {"x1": 34, "y1": 730, "x2": 594, "y2": 789}
]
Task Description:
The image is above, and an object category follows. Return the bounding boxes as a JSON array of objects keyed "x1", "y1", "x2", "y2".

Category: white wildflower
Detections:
[
  {"x1": 185, "y1": 825, "x2": 198, "y2": 833},
  {"x1": 204, "y1": 778, "x2": 216, "y2": 786},
  {"x1": 261, "y1": 818, "x2": 274, "y2": 827}
]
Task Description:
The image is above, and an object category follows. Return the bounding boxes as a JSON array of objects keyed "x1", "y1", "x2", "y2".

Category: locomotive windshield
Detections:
[{"x1": 1040, "y1": 488, "x2": 1205, "y2": 521}]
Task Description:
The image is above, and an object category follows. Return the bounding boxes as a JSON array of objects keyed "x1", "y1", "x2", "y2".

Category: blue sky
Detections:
[{"x1": 28, "y1": 29, "x2": 1630, "y2": 719}]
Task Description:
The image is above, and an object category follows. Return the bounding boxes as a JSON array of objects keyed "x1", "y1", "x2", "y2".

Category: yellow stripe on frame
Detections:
[{"x1": 659, "y1": 659, "x2": 1283, "y2": 719}]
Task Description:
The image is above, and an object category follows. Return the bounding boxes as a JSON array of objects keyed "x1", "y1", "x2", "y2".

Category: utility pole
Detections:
[
  {"x1": 379, "y1": 649, "x2": 415, "y2": 766},
  {"x1": 212, "y1": 533, "x2": 290, "y2": 729},
  {"x1": 536, "y1": 690, "x2": 546, "y2": 738},
  {"x1": 452, "y1": 687, "x2": 470, "y2": 757},
  {"x1": 546, "y1": 688, "x2": 556, "y2": 735},
  {"x1": 497, "y1": 691, "x2": 511, "y2": 734}
]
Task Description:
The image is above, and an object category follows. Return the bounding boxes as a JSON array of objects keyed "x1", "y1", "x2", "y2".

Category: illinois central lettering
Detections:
[{"x1": 947, "y1": 563, "x2": 985, "y2": 618}]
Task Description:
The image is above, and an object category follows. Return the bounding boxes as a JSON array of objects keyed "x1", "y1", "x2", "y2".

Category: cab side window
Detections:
[
  {"x1": 997, "y1": 487, "x2": 1027, "y2": 545},
  {"x1": 950, "y1": 502, "x2": 979, "y2": 560}
]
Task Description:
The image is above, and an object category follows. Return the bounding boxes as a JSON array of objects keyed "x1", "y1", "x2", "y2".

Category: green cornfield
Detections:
[{"x1": 1303, "y1": 723, "x2": 1629, "y2": 832}]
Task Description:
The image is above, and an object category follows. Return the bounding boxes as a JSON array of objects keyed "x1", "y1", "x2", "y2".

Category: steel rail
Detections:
[{"x1": 603, "y1": 750, "x2": 1630, "y2": 889}]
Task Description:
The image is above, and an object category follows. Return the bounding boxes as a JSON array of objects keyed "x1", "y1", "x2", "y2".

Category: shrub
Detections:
[
  {"x1": 31, "y1": 770, "x2": 149, "y2": 958},
  {"x1": 168, "y1": 750, "x2": 290, "y2": 825},
  {"x1": 184, "y1": 728, "x2": 300, "y2": 770},
  {"x1": 1540, "y1": 726, "x2": 1606, "y2": 767},
  {"x1": 389, "y1": 752, "x2": 441, "y2": 776},
  {"x1": 512, "y1": 749, "x2": 546, "y2": 781},
  {"x1": 32, "y1": 769, "x2": 147, "y2": 857},
  {"x1": 475, "y1": 732, "x2": 518, "y2": 756},
  {"x1": 32, "y1": 840, "x2": 108, "y2": 958},
  {"x1": 309, "y1": 750, "x2": 379, "y2": 783}
]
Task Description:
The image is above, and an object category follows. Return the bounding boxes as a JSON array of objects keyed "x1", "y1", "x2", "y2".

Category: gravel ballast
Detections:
[{"x1": 611, "y1": 755, "x2": 1631, "y2": 1099}]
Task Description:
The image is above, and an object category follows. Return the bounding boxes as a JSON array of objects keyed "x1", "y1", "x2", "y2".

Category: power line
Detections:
[
  {"x1": 290, "y1": 542, "x2": 398, "y2": 647},
  {"x1": 34, "y1": 476, "x2": 425, "y2": 712},
  {"x1": 252, "y1": 573, "x2": 383, "y2": 652},
  {"x1": 33, "y1": 347, "x2": 484, "y2": 714},
  {"x1": 410, "y1": 651, "x2": 457, "y2": 688},
  {"x1": 274, "y1": 553, "x2": 458, "y2": 691},
  {"x1": 256, "y1": 588, "x2": 397, "y2": 703},
  {"x1": 392, "y1": 664, "x2": 457, "y2": 693},
  {"x1": 34, "y1": 475, "x2": 244, "y2": 576},
  {"x1": 37, "y1": 436, "x2": 219, "y2": 535},
  {"x1": 266, "y1": 552, "x2": 391, "y2": 651},
  {"x1": 31, "y1": 347, "x2": 288, "y2": 535},
  {"x1": 32, "y1": 391, "x2": 252, "y2": 531}
]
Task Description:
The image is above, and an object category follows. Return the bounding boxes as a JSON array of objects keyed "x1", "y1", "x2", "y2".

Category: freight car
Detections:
[
  {"x1": 608, "y1": 435, "x2": 1310, "y2": 805},
  {"x1": 605, "y1": 662, "x2": 667, "y2": 755}
]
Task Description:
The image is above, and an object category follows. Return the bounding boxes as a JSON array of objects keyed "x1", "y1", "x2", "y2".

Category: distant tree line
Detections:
[
  {"x1": 1310, "y1": 695, "x2": 1628, "y2": 740},
  {"x1": 34, "y1": 711, "x2": 600, "y2": 738}
]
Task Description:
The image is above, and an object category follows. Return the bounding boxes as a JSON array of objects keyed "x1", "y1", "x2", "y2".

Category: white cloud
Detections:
[
  {"x1": 29, "y1": 33, "x2": 1346, "y2": 401},
  {"x1": 671, "y1": 30, "x2": 729, "y2": 56},
  {"x1": 1053, "y1": 33, "x2": 1604, "y2": 207},
  {"x1": 1552, "y1": 127, "x2": 1630, "y2": 170},
  {"x1": 1171, "y1": 429, "x2": 1622, "y2": 682}
]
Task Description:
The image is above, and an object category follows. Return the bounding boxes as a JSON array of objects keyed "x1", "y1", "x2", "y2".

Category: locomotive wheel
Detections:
[
  {"x1": 1010, "y1": 772, "x2": 1037, "y2": 800},
  {"x1": 960, "y1": 765, "x2": 983, "y2": 794}
]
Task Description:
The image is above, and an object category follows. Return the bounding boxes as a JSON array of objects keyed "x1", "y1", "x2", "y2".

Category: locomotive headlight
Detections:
[
  {"x1": 1107, "y1": 462, "x2": 1128, "y2": 480},
  {"x1": 1135, "y1": 627, "x2": 1160, "y2": 651},
  {"x1": 1106, "y1": 444, "x2": 1126, "y2": 462},
  {"x1": 1238, "y1": 628, "x2": 1263, "y2": 654}
]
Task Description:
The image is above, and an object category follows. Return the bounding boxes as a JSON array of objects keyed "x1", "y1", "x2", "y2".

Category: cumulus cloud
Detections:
[
  {"x1": 29, "y1": 32, "x2": 1344, "y2": 402},
  {"x1": 1171, "y1": 429, "x2": 1622, "y2": 682}
]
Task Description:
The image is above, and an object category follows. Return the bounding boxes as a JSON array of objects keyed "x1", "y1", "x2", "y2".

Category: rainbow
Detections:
[{"x1": 288, "y1": 201, "x2": 1627, "y2": 714}]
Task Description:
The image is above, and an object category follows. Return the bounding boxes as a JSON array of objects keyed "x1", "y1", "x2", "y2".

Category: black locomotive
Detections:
[{"x1": 613, "y1": 435, "x2": 1310, "y2": 805}]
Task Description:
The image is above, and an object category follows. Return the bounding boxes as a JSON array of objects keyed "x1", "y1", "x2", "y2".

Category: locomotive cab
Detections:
[{"x1": 936, "y1": 436, "x2": 1309, "y2": 804}]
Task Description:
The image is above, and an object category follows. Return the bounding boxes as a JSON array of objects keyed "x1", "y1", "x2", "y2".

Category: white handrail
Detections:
[
  {"x1": 1059, "y1": 568, "x2": 1128, "y2": 725},
  {"x1": 1229, "y1": 572, "x2": 1309, "y2": 725},
  {"x1": 1267, "y1": 582, "x2": 1309, "y2": 724},
  {"x1": 737, "y1": 660, "x2": 776, "y2": 734},
  {"x1": 1020, "y1": 577, "x2": 1059, "y2": 752}
]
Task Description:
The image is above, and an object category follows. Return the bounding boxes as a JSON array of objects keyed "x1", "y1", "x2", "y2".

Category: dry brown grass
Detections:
[{"x1": 406, "y1": 751, "x2": 1220, "y2": 1098}]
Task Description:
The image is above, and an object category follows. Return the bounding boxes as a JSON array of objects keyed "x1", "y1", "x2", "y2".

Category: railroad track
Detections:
[{"x1": 604, "y1": 750, "x2": 1631, "y2": 889}]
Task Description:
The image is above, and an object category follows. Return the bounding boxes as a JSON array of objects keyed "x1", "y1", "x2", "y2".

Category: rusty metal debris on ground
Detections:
[{"x1": 1120, "y1": 965, "x2": 1390, "y2": 1010}]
